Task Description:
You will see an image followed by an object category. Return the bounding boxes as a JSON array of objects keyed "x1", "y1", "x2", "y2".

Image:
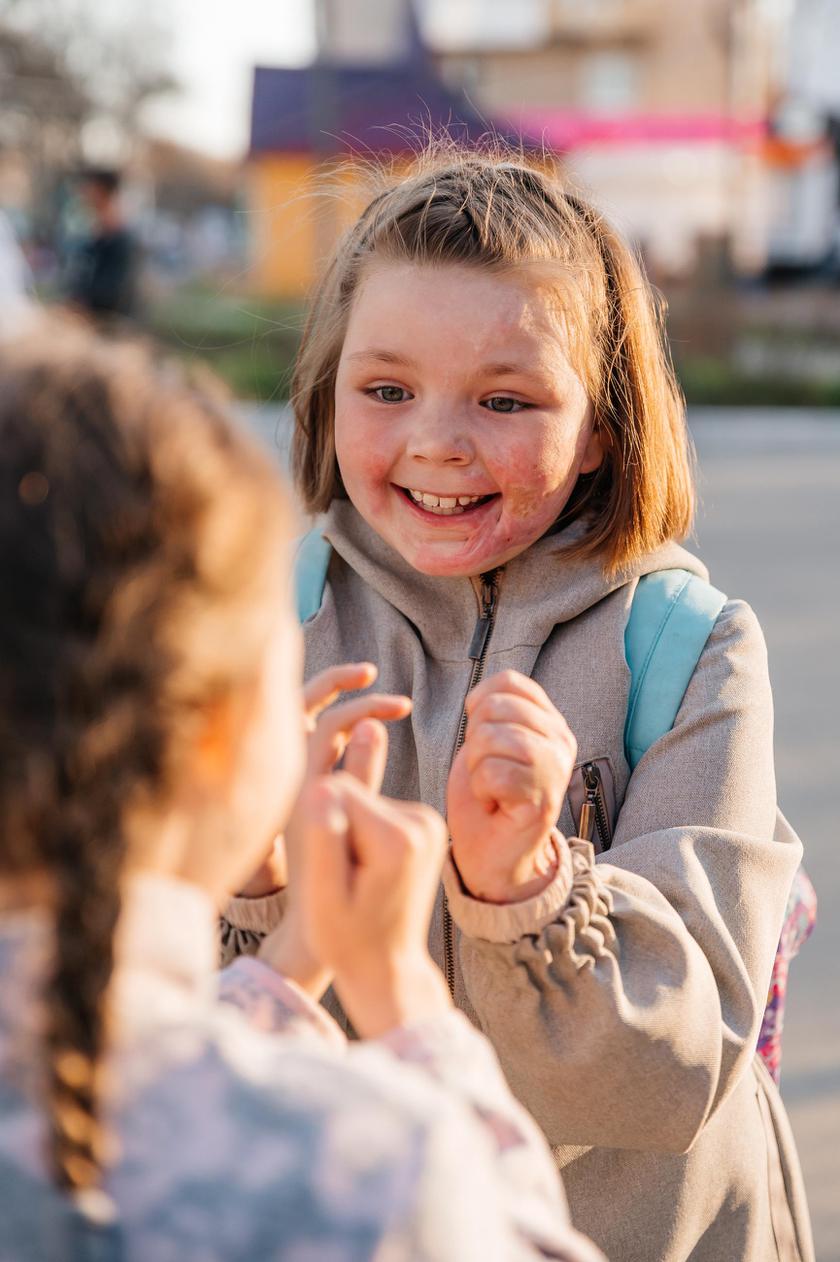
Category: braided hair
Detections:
[{"x1": 0, "y1": 326, "x2": 288, "y2": 1229}]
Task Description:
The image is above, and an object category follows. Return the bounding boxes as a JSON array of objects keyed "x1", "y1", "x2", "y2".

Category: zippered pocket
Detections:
[{"x1": 566, "y1": 757, "x2": 616, "y2": 853}]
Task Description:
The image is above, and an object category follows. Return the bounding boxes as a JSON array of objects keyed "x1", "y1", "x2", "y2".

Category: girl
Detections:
[
  {"x1": 225, "y1": 151, "x2": 814, "y2": 1262},
  {"x1": 0, "y1": 328, "x2": 601, "y2": 1261}
]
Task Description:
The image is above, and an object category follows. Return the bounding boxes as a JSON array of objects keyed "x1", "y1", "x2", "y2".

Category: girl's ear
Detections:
[{"x1": 579, "y1": 423, "x2": 605, "y2": 475}]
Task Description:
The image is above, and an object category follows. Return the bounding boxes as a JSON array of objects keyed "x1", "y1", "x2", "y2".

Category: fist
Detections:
[
  {"x1": 297, "y1": 774, "x2": 451, "y2": 1037},
  {"x1": 446, "y1": 671, "x2": 576, "y2": 903}
]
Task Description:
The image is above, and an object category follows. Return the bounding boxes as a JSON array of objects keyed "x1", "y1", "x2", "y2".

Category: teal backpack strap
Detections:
[
  {"x1": 294, "y1": 528, "x2": 332, "y2": 623},
  {"x1": 624, "y1": 569, "x2": 727, "y2": 770}
]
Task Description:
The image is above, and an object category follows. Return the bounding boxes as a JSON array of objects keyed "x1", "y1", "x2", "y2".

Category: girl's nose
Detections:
[{"x1": 404, "y1": 407, "x2": 474, "y2": 466}]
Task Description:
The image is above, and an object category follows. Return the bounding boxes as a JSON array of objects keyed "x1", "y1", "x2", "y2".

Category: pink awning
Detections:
[{"x1": 510, "y1": 111, "x2": 768, "y2": 149}]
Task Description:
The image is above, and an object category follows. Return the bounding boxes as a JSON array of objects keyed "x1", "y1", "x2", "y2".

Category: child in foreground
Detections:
[
  {"x1": 0, "y1": 329, "x2": 602, "y2": 1262},
  {"x1": 225, "y1": 150, "x2": 814, "y2": 1262}
]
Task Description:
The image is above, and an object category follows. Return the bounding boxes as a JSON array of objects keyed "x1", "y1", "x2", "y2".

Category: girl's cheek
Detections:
[
  {"x1": 496, "y1": 449, "x2": 559, "y2": 515},
  {"x1": 497, "y1": 439, "x2": 580, "y2": 522},
  {"x1": 505, "y1": 483, "x2": 554, "y2": 520}
]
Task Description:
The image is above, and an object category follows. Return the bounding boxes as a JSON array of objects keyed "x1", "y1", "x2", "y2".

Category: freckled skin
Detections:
[{"x1": 334, "y1": 262, "x2": 603, "y2": 578}]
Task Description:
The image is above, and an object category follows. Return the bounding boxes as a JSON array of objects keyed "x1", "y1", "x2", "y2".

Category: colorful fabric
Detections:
[
  {"x1": 0, "y1": 876, "x2": 604, "y2": 1262},
  {"x1": 758, "y1": 867, "x2": 818, "y2": 1083}
]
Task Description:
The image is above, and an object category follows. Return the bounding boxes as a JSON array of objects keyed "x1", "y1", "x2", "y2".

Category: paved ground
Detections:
[
  {"x1": 690, "y1": 410, "x2": 840, "y2": 1262},
  {"x1": 245, "y1": 403, "x2": 840, "y2": 1260}
]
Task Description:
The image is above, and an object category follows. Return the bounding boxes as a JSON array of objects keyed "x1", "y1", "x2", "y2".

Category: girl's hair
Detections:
[
  {"x1": 0, "y1": 326, "x2": 288, "y2": 1216},
  {"x1": 292, "y1": 146, "x2": 694, "y2": 573}
]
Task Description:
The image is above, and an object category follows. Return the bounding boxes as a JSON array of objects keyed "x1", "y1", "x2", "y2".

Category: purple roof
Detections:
[{"x1": 249, "y1": 63, "x2": 516, "y2": 156}]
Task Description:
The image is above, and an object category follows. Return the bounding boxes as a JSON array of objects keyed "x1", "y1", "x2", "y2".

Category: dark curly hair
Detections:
[{"x1": 0, "y1": 325, "x2": 289, "y2": 1229}]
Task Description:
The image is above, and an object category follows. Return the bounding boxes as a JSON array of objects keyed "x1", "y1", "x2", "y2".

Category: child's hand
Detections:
[
  {"x1": 259, "y1": 712, "x2": 393, "y2": 999},
  {"x1": 446, "y1": 671, "x2": 576, "y2": 904},
  {"x1": 239, "y1": 662, "x2": 410, "y2": 896},
  {"x1": 296, "y1": 773, "x2": 451, "y2": 1038}
]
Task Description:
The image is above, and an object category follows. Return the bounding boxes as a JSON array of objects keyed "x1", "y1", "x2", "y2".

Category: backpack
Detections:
[{"x1": 293, "y1": 529, "x2": 815, "y2": 1082}]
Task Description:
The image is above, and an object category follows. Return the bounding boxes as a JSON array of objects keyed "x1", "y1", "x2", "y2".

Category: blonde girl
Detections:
[
  {"x1": 226, "y1": 150, "x2": 814, "y2": 1262},
  {"x1": 0, "y1": 328, "x2": 601, "y2": 1262}
]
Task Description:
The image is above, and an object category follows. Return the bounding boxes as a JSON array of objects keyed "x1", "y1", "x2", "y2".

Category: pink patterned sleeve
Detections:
[{"x1": 217, "y1": 957, "x2": 345, "y2": 1048}]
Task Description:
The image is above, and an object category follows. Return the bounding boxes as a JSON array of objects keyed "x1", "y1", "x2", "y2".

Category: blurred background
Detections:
[{"x1": 1, "y1": 0, "x2": 838, "y2": 1256}]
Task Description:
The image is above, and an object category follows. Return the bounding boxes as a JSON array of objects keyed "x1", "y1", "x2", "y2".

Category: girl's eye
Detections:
[
  {"x1": 368, "y1": 385, "x2": 411, "y2": 404},
  {"x1": 482, "y1": 396, "x2": 526, "y2": 414}
]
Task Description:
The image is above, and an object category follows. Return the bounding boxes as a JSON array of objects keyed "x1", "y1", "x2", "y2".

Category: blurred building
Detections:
[
  {"x1": 246, "y1": 0, "x2": 495, "y2": 297},
  {"x1": 427, "y1": 0, "x2": 789, "y2": 277},
  {"x1": 764, "y1": 0, "x2": 840, "y2": 273},
  {"x1": 135, "y1": 139, "x2": 245, "y2": 289},
  {"x1": 247, "y1": 0, "x2": 838, "y2": 296}
]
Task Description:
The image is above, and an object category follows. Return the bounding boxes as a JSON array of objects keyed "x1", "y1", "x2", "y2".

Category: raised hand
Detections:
[
  {"x1": 446, "y1": 670, "x2": 576, "y2": 904},
  {"x1": 239, "y1": 662, "x2": 410, "y2": 896},
  {"x1": 296, "y1": 773, "x2": 451, "y2": 1038}
]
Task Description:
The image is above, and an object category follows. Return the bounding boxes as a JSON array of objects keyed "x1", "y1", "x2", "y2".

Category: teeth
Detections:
[{"x1": 405, "y1": 488, "x2": 488, "y2": 516}]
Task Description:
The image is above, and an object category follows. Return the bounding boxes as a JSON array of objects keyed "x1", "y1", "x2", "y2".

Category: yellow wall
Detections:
[
  {"x1": 246, "y1": 154, "x2": 411, "y2": 299},
  {"x1": 246, "y1": 155, "x2": 319, "y2": 299}
]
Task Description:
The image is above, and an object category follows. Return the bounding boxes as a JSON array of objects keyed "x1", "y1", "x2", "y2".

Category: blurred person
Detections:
[
  {"x1": 64, "y1": 169, "x2": 139, "y2": 325},
  {"x1": 0, "y1": 327, "x2": 602, "y2": 1262},
  {"x1": 223, "y1": 148, "x2": 815, "y2": 1262}
]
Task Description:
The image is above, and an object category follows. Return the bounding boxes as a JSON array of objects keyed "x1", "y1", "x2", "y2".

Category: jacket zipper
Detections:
[
  {"x1": 578, "y1": 761, "x2": 613, "y2": 852},
  {"x1": 443, "y1": 569, "x2": 501, "y2": 995}
]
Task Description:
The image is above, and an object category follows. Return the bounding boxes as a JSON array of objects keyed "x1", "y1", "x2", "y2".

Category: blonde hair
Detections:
[{"x1": 292, "y1": 146, "x2": 694, "y2": 574}]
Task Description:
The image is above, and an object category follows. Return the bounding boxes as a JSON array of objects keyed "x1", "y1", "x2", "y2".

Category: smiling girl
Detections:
[{"x1": 226, "y1": 152, "x2": 813, "y2": 1262}]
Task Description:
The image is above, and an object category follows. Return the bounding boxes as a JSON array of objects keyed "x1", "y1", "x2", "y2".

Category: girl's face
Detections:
[
  {"x1": 334, "y1": 262, "x2": 603, "y2": 577},
  {"x1": 132, "y1": 574, "x2": 307, "y2": 904}
]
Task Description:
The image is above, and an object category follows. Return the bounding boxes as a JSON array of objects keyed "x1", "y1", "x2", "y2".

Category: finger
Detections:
[
  {"x1": 466, "y1": 694, "x2": 565, "y2": 742},
  {"x1": 298, "y1": 780, "x2": 354, "y2": 917},
  {"x1": 471, "y1": 756, "x2": 554, "y2": 814},
  {"x1": 465, "y1": 670, "x2": 556, "y2": 718},
  {"x1": 343, "y1": 718, "x2": 389, "y2": 793},
  {"x1": 303, "y1": 662, "x2": 378, "y2": 721},
  {"x1": 330, "y1": 774, "x2": 444, "y2": 867},
  {"x1": 327, "y1": 774, "x2": 405, "y2": 871},
  {"x1": 464, "y1": 721, "x2": 549, "y2": 773},
  {"x1": 309, "y1": 694, "x2": 412, "y2": 776}
]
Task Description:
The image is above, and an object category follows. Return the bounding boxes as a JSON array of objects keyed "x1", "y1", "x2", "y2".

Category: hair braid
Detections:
[{"x1": 0, "y1": 325, "x2": 289, "y2": 1238}]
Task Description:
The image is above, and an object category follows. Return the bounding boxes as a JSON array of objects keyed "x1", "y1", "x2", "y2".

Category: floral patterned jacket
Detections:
[{"x1": 0, "y1": 876, "x2": 602, "y2": 1262}]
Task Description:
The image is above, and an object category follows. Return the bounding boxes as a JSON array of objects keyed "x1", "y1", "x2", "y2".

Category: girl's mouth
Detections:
[{"x1": 395, "y1": 485, "x2": 499, "y2": 518}]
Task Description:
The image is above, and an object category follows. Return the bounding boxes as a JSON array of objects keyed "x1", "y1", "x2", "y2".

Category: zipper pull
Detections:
[
  {"x1": 468, "y1": 570, "x2": 500, "y2": 661},
  {"x1": 580, "y1": 761, "x2": 612, "y2": 851},
  {"x1": 578, "y1": 764, "x2": 598, "y2": 843}
]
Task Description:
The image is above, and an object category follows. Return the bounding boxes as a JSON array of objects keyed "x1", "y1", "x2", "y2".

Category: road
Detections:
[
  {"x1": 691, "y1": 410, "x2": 840, "y2": 1262},
  {"x1": 245, "y1": 403, "x2": 840, "y2": 1260}
]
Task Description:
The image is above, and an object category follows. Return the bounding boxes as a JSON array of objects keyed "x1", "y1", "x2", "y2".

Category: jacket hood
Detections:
[{"x1": 322, "y1": 500, "x2": 709, "y2": 663}]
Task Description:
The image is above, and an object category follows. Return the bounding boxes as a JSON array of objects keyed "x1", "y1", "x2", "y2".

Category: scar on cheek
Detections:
[{"x1": 505, "y1": 485, "x2": 551, "y2": 518}]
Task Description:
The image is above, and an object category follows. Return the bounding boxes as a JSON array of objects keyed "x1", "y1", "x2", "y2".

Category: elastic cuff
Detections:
[
  {"x1": 223, "y1": 887, "x2": 287, "y2": 935},
  {"x1": 442, "y1": 832, "x2": 575, "y2": 944}
]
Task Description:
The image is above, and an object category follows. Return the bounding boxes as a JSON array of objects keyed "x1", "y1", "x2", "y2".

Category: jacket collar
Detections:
[{"x1": 323, "y1": 498, "x2": 708, "y2": 662}]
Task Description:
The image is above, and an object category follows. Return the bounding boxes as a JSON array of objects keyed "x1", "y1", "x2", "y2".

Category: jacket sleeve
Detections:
[
  {"x1": 217, "y1": 955, "x2": 346, "y2": 1046},
  {"x1": 362, "y1": 1011, "x2": 605, "y2": 1262},
  {"x1": 443, "y1": 599, "x2": 802, "y2": 1153}
]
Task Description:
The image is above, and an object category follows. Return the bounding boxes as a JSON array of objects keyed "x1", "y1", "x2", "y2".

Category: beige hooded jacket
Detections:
[{"x1": 223, "y1": 500, "x2": 813, "y2": 1262}]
